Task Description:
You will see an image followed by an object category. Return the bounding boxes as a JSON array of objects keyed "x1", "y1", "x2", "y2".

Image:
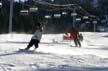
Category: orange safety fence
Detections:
[{"x1": 63, "y1": 35, "x2": 73, "y2": 40}]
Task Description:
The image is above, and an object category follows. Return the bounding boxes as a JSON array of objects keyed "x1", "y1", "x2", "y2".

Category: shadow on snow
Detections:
[
  {"x1": 0, "y1": 50, "x2": 52, "y2": 57},
  {"x1": 38, "y1": 67, "x2": 108, "y2": 71},
  {"x1": 0, "y1": 41, "x2": 69, "y2": 45},
  {"x1": 28, "y1": 64, "x2": 108, "y2": 71}
]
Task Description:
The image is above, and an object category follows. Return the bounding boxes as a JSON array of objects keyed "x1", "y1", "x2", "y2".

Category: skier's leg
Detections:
[
  {"x1": 74, "y1": 39, "x2": 78, "y2": 47},
  {"x1": 76, "y1": 38, "x2": 81, "y2": 47},
  {"x1": 25, "y1": 39, "x2": 34, "y2": 50},
  {"x1": 34, "y1": 40, "x2": 40, "y2": 50}
]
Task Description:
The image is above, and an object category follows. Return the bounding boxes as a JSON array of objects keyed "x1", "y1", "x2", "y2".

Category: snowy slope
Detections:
[{"x1": 0, "y1": 32, "x2": 108, "y2": 71}]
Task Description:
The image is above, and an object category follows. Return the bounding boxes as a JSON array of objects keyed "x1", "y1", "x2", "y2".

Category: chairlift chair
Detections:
[
  {"x1": 20, "y1": 9, "x2": 29, "y2": 15},
  {"x1": 29, "y1": 7, "x2": 38, "y2": 12}
]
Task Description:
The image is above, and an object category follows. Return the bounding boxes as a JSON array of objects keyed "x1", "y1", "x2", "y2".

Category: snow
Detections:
[{"x1": 0, "y1": 32, "x2": 108, "y2": 71}]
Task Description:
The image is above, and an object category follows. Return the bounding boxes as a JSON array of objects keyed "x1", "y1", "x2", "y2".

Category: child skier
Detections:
[{"x1": 24, "y1": 22, "x2": 42, "y2": 51}]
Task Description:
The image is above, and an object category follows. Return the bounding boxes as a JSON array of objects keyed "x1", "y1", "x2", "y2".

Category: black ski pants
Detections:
[
  {"x1": 73, "y1": 38, "x2": 81, "y2": 47},
  {"x1": 26, "y1": 39, "x2": 40, "y2": 49}
]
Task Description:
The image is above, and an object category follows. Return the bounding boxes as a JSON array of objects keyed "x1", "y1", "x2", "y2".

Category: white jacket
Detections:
[{"x1": 31, "y1": 29, "x2": 42, "y2": 41}]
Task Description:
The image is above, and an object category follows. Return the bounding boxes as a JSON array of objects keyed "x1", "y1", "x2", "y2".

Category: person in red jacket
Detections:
[{"x1": 70, "y1": 27, "x2": 81, "y2": 47}]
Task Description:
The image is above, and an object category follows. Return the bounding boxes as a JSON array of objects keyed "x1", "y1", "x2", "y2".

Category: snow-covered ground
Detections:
[{"x1": 0, "y1": 32, "x2": 108, "y2": 71}]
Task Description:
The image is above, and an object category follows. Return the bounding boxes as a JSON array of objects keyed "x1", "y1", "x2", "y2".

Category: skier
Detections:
[
  {"x1": 24, "y1": 22, "x2": 42, "y2": 51},
  {"x1": 70, "y1": 27, "x2": 81, "y2": 47}
]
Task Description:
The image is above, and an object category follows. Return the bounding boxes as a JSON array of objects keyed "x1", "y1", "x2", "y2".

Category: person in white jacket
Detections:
[{"x1": 24, "y1": 22, "x2": 42, "y2": 50}]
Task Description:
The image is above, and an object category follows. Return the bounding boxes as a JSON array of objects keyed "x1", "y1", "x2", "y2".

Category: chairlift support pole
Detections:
[{"x1": 9, "y1": 0, "x2": 14, "y2": 33}]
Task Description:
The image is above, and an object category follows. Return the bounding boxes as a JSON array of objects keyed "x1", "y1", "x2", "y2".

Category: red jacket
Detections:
[{"x1": 70, "y1": 28, "x2": 79, "y2": 39}]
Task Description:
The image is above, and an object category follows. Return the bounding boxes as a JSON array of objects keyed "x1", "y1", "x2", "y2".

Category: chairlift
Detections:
[
  {"x1": 29, "y1": 7, "x2": 38, "y2": 12},
  {"x1": 54, "y1": 14, "x2": 61, "y2": 18},
  {"x1": 45, "y1": 15, "x2": 51, "y2": 19},
  {"x1": 83, "y1": 16, "x2": 89, "y2": 19},
  {"x1": 20, "y1": 9, "x2": 29, "y2": 15},
  {"x1": 62, "y1": 12, "x2": 67, "y2": 15},
  {"x1": 76, "y1": 18, "x2": 81, "y2": 21}
]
